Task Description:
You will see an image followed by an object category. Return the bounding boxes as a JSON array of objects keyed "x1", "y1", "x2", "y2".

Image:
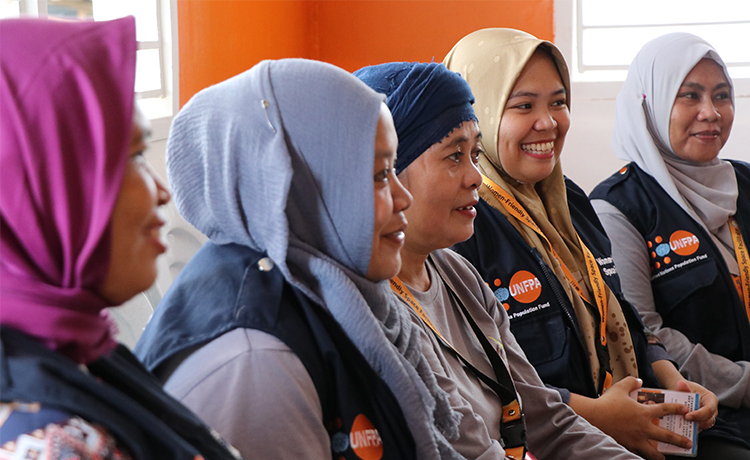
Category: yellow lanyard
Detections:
[
  {"x1": 389, "y1": 277, "x2": 456, "y2": 354},
  {"x1": 389, "y1": 275, "x2": 526, "y2": 459},
  {"x1": 728, "y1": 217, "x2": 750, "y2": 325},
  {"x1": 482, "y1": 175, "x2": 609, "y2": 347}
]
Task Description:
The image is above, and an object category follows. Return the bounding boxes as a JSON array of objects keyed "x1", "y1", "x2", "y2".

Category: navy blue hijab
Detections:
[{"x1": 354, "y1": 62, "x2": 477, "y2": 174}]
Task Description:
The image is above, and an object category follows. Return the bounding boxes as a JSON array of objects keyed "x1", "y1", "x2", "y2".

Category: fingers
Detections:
[
  {"x1": 685, "y1": 402, "x2": 715, "y2": 423},
  {"x1": 645, "y1": 423, "x2": 693, "y2": 449},
  {"x1": 696, "y1": 416, "x2": 716, "y2": 432},
  {"x1": 674, "y1": 380, "x2": 691, "y2": 393},
  {"x1": 644, "y1": 402, "x2": 689, "y2": 418},
  {"x1": 610, "y1": 376, "x2": 643, "y2": 393}
]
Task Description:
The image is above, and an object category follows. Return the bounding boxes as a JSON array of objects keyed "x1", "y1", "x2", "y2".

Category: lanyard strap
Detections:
[
  {"x1": 390, "y1": 261, "x2": 527, "y2": 458},
  {"x1": 728, "y1": 217, "x2": 750, "y2": 325},
  {"x1": 481, "y1": 175, "x2": 609, "y2": 346}
]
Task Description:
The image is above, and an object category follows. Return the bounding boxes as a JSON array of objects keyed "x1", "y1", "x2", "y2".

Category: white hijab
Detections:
[{"x1": 612, "y1": 33, "x2": 738, "y2": 268}]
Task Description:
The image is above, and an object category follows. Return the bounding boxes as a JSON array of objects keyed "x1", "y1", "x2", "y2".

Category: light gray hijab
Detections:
[
  {"x1": 612, "y1": 33, "x2": 738, "y2": 268},
  {"x1": 166, "y1": 58, "x2": 462, "y2": 460}
]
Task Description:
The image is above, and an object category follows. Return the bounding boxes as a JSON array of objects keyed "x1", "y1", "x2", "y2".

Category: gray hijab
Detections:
[
  {"x1": 166, "y1": 58, "x2": 462, "y2": 460},
  {"x1": 612, "y1": 33, "x2": 738, "y2": 267}
]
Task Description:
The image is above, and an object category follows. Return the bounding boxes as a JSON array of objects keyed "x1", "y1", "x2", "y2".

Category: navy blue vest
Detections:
[
  {"x1": 0, "y1": 326, "x2": 241, "y2": 459},
  {"x1": 453, "y1": 178, "x2": 658, "y2": 399},
  {"x1": 591, "y1": 162, "x2": 750, "y2": 362},
  {"x1": 135, "y1": 242, "x2": 416, "y2": 460},
  {"x1": 591, "y1": 162, "x2": 750, "y2": 442}
]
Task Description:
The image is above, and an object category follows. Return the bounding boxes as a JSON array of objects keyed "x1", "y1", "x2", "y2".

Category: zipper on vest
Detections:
[{"x1": 531, "y1": 247, "x2": 599, "y2": 397}]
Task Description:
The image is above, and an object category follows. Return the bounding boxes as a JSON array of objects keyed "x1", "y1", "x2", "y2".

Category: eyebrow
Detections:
[
  {"x1": 508, "y1": 88, "x2": 566, "y2": 100},
  {"x1": 681, "y1": 81, "x2": 731, "y2": 92},
  {"x1": 375, "y1": 149, "x2": 396, "y2": 160},
  {"x1": 444, "y1": 131, "x2": 483, "y2": 147}
]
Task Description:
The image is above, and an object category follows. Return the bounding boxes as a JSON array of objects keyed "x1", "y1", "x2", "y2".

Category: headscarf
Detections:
[
  {"x1": 354, "y1": 62, "x2": 477, "y2": 174},
  {"x1": 166, "y1": 58, "x2": 462, "y2": 460},
  {"x1": 611, "y1": 33, "x2": 738, "y2": 269},
  {"x1": 445, "y1": 28, "x2": 636, "y2": 388},
  {"x1": 0, "y1": 17, "x2": 136, "y2": 364}
]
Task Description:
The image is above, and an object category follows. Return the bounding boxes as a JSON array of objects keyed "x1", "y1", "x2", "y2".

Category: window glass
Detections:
[
  {"x1": 93, "y1": 0, "x2": 158, "y2": 42},
  {"x1": 1, "y1": 0, "x2": 21, "y2": 18},
  {"x1": 576, "y1": 0, "x2": 750, "y2": 81},
  {"x1": 135, "y1": 48, "x2": 162, "y2": 93}
]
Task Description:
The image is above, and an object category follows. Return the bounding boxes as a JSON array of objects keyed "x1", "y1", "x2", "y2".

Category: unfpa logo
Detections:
[
  {"x1": 649, "y1": 230, "x2": 700, "y2": 269},
  {"x1": 493, "y1": 270, "x2": 542, "y2": 310},
  {"x1": 330, "y1": 414, "x2": 383, "y2": 460}
]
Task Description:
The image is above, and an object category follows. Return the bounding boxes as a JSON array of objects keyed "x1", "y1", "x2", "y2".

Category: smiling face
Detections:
[
  {"x1": 99, "y1": 123, "x2": 171, "y2": 305},
  {"x1": 398, "y1": 120, "x2": 482, "y2": 255},
  {"x1": 669, "y1": 58, "x2": 733, "y2": 163},
  {"x1": 367, "y1": 104, "x2": 413, "y2": 281},
  {"x1": 496, "y1": 49, "x2": 570, "y2": 184}
]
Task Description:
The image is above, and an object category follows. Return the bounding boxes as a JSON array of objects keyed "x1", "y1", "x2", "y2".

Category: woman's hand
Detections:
[
  {"x1": 674, "y1": 379, "x2": 719, "y2": 432},
  {"x1": 652, "y1": 358, "x2": 719, "y2": 431},
  {"x1": 569, "y1": 377, "x2": 693, "y2": 460}
]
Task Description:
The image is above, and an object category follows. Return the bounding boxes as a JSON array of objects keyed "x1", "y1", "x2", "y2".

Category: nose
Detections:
[
  {"x1": 390, "y1": 173, "x2": 412, "y2": 213},
  {"x1": 149, "y1": 168, "x2": 171, "y2": 206},
  {"x1": 464, "y1": 159, "x2": 482, "y2": 190},
  {"x1": 533, "y1": 110, "x2": 558, "y2": 131},
  {"x1": 697, "y1": 98, "x2": 721, "y2": 122}
]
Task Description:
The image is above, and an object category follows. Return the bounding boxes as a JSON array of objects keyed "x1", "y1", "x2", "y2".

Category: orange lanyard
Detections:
[
  {"x1": 728, "y1": 217, "x2": 750, "y2": 325},
  {"x1": 389, "y1": 275, "x2": 527, "y2": 459},
  {"x1": 389, "y1": 277, "x2": 457, "y2": 354},
  {"x1": 482, "y1": 175, "x2": 609, "y2": 346}
]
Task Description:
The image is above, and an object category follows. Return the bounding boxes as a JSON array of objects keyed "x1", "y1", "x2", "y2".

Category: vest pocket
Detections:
[
  {"x1": 651, "y1": 256, "x2": 717, "y2": 318},
  {"x1": 509, "y1": 309, "x2": 567, "y2": 366}
]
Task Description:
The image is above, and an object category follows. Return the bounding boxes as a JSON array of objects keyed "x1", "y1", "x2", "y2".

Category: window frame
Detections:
[
  {"x1": 14, "y1": 0, "x2": 178, "y2": 139},
  {"x1": 554, "y1": 0, "x2": 750, "y2": 99}
]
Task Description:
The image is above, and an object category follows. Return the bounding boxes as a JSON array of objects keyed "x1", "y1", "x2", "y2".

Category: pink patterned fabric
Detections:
[{"x1": 0, "y1": 17, "x2": 136, "y2": 363}]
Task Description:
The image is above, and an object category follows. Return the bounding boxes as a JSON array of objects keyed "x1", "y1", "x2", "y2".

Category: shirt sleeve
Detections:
[
  {"x1": 163, "y1": 328, "x2": 331, "y2": 459},
  {"x1": 593, "y1": 198, "x2": 750, "y2": 409}
]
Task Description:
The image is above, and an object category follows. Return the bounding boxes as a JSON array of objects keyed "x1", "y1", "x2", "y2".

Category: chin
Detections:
[{"x1": 448, "y1": 229, "x2": 475, "y2": 247}]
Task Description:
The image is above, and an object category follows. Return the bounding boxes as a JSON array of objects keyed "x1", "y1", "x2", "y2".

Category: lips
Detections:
[
  {"x1": 456, "y1": 199, "x2": 479, "y2": 218},
  {"x1": 521, "y1": 140, "x2": 555, "y2": 157},
  {"x1": 146, "y1": 217, "x2": 167, "y2": 253},
  {"x1": 692, "y1": 130, "x2": 720, "y2": 139},
  {"x1": 383, "y1": 219, "x2": 407, "y2": 244}
]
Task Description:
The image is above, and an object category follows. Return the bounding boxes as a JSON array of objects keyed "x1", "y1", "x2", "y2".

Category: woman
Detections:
[
  {"x1": 591, "y1": 32, "x2": 750, "y2": 453},
  {"x1": 0, "y1": 17, "x2": 240, "y2": 459},
  {"x1": 134, "y1": 58, "x2": 464, "y2": 460},
  {"x1": 444, "y1": 28, "x2": 726, "y2": 460},
  {"x1": 355, "y1": 61, "x2": 643, "y2": 460}
]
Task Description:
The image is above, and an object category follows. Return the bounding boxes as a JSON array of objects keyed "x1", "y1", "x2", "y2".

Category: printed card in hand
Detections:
[{"x1": 629, "y1": 388, "x2": 699, "y2": 457}]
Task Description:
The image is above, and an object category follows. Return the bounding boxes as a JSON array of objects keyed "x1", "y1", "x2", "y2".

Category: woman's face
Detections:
[
  {"x1": 398, "y1": 120, "x2": 482, "y2": 254},
  {"x1": 669, "y1": 58, "x2": 733, "y2": 163},
  {"x1": 99, "y1": 123, "x2": 171, "y2": 304},
  {"x1": 367, "y1": 104, "x2": 413, "y2": 281},
  {"x1": 496, "y1": 50, "x2": 569, "y2": 184}
]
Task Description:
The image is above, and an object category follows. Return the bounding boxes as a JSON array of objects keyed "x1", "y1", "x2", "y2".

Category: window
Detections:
[
  {"x1": 555, "y1": 0, "x2": 750, "y2": 96},
  {"x1": 3, "y1": 0, "x2": 178, "y2": 132}
]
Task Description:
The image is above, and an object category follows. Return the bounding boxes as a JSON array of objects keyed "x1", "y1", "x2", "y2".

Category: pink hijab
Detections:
[{"x1": 0, "y1": 17, "x2": 136, "y2": 363}]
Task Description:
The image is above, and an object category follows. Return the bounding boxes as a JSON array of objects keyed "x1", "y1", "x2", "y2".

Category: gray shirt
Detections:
[
  {"x1": 162, "y1": 328, "x2": 331, "y2": 459},
  {"x1": 396, "y1": 248, "x2": 641, "y2": 460},
  {"x1": 593, "y1": 198, "x2": 750, "y2": 409}
]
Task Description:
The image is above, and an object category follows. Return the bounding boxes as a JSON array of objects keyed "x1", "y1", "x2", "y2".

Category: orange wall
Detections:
[{"x1": 178, "y1": 0, "x2": 554, "y2": 105}]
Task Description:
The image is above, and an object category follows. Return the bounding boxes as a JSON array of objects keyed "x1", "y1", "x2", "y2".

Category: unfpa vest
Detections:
[
  {"x1": 591, "y1": 162, "x2": 750, "y2": 363},
  {"x1": 136, "y1": 242, "x2": 416, "y2": 460},
  {"x1": 454, "y1": 178, "x2": 657, "y2": 399}
]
